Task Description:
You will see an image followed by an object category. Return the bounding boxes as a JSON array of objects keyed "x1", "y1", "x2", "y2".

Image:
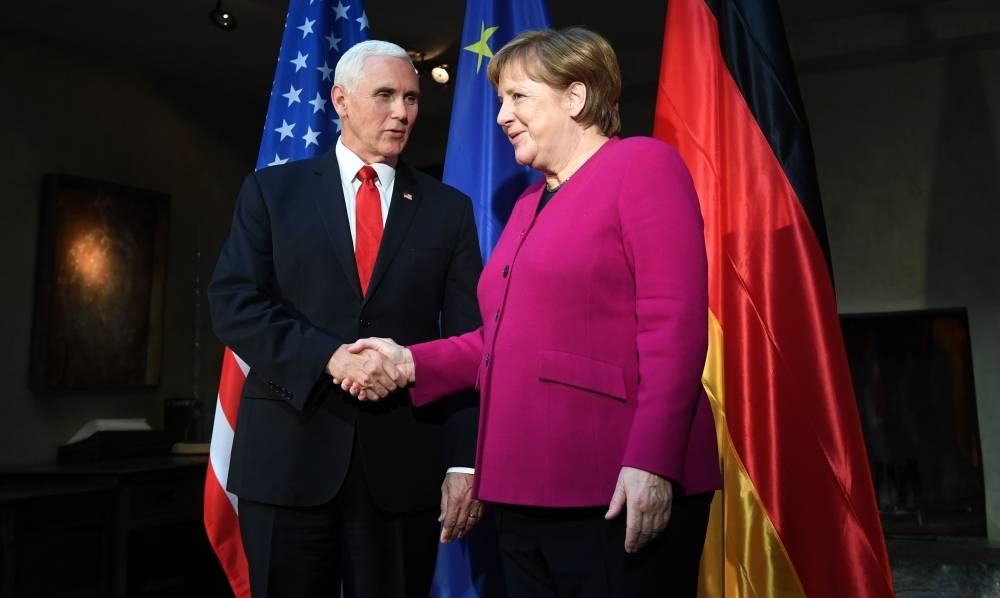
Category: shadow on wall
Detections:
[{"x1": 925, "y1": 50, "x2": 999, "y2": 307}]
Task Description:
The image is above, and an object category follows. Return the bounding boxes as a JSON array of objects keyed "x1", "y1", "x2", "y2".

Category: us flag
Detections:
[{"x1": 203, "y1": 1, "x2": 370, "y2": 595}]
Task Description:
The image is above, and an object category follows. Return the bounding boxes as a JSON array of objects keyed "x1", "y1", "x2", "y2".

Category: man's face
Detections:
[{"x1": 332, "y1": 56, "x2": 419, "y2": 164}]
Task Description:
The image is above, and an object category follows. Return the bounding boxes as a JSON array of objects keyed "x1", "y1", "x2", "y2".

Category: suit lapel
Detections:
[
  {"x1": 311, "y1": 149, "x2": 363, "y2": 301},
  {"x1": 363, "y1": 160, "x2": 420, "y2": 304}
]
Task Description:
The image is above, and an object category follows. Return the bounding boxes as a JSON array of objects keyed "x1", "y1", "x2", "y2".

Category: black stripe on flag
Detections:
[{"x1": 704, "y1": 0, "x2": 833, "y2": 274}]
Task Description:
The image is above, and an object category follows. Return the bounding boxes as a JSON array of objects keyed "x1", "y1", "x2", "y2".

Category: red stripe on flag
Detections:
[
  {"x1": 205, "y1": 460, "x2": 250, "y2": 598},
  {"x1": 218, "y1": 348, "x2": 246, "y2": 429},
  {"x1": 654, "y1": 0, "x2": 892, "y2": 595}
]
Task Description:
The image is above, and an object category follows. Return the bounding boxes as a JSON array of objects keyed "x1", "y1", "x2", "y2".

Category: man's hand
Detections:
[
  {"x1": 605, "y1": 466, "x2": 673, "y2": 553},
  {"x1": 340, "y1": 338, "x2": 414, "y2": 401},
  {"x1": 439, "y1": 472, "x2": 483, "y2": 543},
  {"x1": 326, "y1": 344, "x2": 402, "y2": 399}
]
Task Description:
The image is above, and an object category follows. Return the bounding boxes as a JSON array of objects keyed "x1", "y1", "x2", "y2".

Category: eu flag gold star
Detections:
[{"x1": 464, "y1": 21, "x2": 499, "y2": 73}]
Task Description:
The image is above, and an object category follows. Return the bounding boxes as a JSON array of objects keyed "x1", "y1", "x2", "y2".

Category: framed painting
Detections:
[{"x1": 30, "y1": 174, "x2": 170, "y2": 388}]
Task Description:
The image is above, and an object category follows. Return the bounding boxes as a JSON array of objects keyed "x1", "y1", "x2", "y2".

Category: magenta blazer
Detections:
[{"x1": 409, "y1": 137, "x2": 721, "y2": 507}]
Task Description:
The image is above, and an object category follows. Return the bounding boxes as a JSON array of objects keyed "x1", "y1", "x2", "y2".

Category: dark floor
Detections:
[{"x1": 889, "y1": 536, "x2": 1000, "y2": 597}]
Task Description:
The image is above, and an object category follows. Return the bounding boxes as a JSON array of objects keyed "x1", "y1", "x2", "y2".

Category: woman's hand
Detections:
[
  {"x1": 338, "y1": 337, "x2": 415, "y2": 400},
  {"x1": 605, "y1": 466, "x2": 673, "y2": 553}
]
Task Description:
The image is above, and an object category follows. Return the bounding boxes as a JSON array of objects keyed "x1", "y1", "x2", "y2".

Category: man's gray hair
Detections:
[{"x1": 334, "y1": 40, "x2": 413, "y2": 92}]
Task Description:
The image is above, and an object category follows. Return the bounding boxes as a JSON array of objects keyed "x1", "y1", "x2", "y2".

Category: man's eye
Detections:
[{"x1": 404, "y1": 96, "x2": 418, "y2": 105}]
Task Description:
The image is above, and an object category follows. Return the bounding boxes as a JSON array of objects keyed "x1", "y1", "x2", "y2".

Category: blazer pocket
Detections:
[{"x1": 537, "y1": 350, "x2": 627, "y2": 401}]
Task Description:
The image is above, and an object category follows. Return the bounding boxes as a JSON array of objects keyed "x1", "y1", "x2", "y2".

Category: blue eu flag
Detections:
[
  {"x1": 442, "y1": 0, "x2": 551, "y2": 263},
  {"x1": 255, "y1": 0, "x2": 370, "y2": 171},
  {"x1": 432, "y1": 3, "x2": 551, "y2": 596}
]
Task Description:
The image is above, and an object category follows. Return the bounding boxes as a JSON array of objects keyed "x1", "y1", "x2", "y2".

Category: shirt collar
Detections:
[{"x1": 336, "y1": 137, "x2": 397, "y2": 189}]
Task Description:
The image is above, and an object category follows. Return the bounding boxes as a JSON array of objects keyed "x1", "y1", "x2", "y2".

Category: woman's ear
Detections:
[{"x1": 564, "y1": 82, "x2": 587, "y2": 118}]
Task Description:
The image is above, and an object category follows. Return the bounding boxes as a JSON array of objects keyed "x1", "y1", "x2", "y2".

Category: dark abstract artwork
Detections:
[{"x1": 31, "y1": 174, "x2": 169, "y2": 388}]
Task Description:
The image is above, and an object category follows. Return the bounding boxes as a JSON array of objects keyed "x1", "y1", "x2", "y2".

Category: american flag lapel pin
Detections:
[{"x1": 403, "y1": 192, "x2": 413, "y2": 201}]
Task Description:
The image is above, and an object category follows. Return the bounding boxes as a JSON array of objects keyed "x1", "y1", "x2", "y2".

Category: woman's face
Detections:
[{"x1": 496, "y1": 62, "x2": 579, "y2": 175}]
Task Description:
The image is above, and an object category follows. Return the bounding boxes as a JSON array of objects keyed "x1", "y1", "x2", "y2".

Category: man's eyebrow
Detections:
[{"x1": 370, "y1": 86, "x2": 420, "y2": 99}]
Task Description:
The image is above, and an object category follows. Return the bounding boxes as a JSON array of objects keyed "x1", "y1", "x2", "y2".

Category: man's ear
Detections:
[
  {"x1": 331, "y1": 84, "x2": 348, "y2": 117},
  {"x1": 564, "y1": 82, "x2": 587, "y2": 118}
]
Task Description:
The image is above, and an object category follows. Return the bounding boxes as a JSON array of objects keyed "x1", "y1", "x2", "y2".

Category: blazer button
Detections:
[
  {"x1": 485, "y1": 353, "x2": 490, "y2": 365},
  {"x1": 360, "y1": 318, "x2": 372, "y2": 328},
  {"x1": 494, "y1": 309, "x2": 500, "y2": 321},
  {"x1": 502, "y1": 265, "x2": 510, "y2": 278}
]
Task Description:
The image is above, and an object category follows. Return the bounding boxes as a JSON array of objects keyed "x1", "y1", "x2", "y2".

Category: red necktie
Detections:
[{"x1": 355, "y1": 165, "x2": 383, "y2": 294}]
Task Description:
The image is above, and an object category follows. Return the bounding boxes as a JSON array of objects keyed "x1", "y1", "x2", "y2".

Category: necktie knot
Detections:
[{"x1": 357, "y1": 165, "x2": 378, "y2": 186}]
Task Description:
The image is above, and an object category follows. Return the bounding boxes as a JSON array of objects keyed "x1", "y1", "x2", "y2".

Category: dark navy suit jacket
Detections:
[{"x1": 208, "y1": 149, "x2": 482, "y2": 511}]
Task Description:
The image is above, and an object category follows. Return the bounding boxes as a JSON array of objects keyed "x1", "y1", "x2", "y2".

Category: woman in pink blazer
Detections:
[{"x1": 344, "y1": 27, "x2": 720, "y2": 597}]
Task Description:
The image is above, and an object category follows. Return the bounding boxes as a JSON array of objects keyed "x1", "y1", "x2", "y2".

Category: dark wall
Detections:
[
  {"x1": 788, "y1": 3, "x2": 1000, "y2": 541},
  {"x1": 0, "y1": 33, "x2": 259, "y2": 464}
]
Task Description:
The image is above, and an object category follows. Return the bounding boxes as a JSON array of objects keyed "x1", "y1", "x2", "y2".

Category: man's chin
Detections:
[{"x1": 378, "y1": 141, "x2": 407, "y2": 158}]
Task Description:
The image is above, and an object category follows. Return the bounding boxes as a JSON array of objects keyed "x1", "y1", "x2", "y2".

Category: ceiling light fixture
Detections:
[
  {"x1": 431, "y1": 65, "x2": 450, "y2": 85},
  {"x1": 209, "y1": 0, "x2": 238, "y2": 31}
]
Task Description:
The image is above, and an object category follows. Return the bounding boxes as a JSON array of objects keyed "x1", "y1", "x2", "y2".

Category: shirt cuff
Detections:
[{"x1": 446, "y1": 467, "x2": 475, "y2": 475}]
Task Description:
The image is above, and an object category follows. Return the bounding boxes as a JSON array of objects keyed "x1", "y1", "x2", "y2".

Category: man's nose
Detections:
[{"x1": 390, "y1": 98, "x2": 409, "y2": 121}]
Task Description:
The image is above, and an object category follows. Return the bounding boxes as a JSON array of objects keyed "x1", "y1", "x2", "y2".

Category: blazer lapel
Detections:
[
  {"x1": 363, "y1": 160, "x2": 420, "y2": 304},
  {"x1": 311, "y1": 149, "x2": 363, "y2": 300}
]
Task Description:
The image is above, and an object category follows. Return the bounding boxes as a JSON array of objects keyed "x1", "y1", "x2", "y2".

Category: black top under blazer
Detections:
[{"x1": 208, "y1": 148, "x2": 482, "y2": 511}]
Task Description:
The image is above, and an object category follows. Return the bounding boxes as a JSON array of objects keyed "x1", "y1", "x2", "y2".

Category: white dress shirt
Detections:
[{"x1": 335, "y1": 137, "x2": 395, "y2": 247}]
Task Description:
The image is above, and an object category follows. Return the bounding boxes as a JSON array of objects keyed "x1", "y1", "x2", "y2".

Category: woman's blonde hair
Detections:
[{"x1": 487, "y1": 27, "x2": 622, "y2": 137}]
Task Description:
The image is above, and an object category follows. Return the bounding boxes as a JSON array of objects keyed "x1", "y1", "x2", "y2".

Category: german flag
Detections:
[{"x1": 653, "y1": 1, "x2": 895, "y2": 596}]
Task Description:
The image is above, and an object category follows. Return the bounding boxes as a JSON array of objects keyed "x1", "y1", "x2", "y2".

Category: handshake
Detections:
[{"x1": 325, "y1": 338, "x2": 415, "y2": 400}]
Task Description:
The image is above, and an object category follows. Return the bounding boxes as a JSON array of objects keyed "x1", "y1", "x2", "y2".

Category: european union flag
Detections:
[
  {"x1": 442, "y1": 0, "x2": 551, "y2": 263},
  {"x1": 256, "y1": 0, "x2": 370, "y2": 170},
  {"x1": 432, "y1": 3, "x2": 551, "y2": 596}
]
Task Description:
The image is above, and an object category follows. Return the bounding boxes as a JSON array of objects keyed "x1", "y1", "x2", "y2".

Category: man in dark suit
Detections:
[{"x1": 207, "y1": 40, "x2": 483, "y2": 597}]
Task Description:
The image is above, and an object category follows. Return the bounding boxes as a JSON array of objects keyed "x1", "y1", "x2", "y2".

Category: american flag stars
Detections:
[
  {"x1": 297, "y1": 17, "x2": 316, "y2": 38},
  {"x1": 290, "y1": 51, "x2": 309, "y2": 71},
  {"x1": 308, "y1": 92, "x2": 328, "y2": 113},
  {"x1": 325, "y1": 32, "x2": 342, "y2": 51},
  {"x1": 282, "y1": 84, "x2": 302, "y2": 106},
  {"x1": 302, "y1": 126, "x2": 321, "y2": 148},
  {"x1": 275, "y1": 120, "x2": 296, "y2": 140},
  {"x1": 255, "y1": 0, "x2": 370, "y2": 171},
  {"x1": 317, "y1": 61, "x2": 334, "y2": 81}
]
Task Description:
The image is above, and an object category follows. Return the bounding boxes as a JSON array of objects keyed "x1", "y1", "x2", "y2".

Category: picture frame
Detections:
[{"x1": 30, "y1": 174, "x2": 170, "y2": 388}]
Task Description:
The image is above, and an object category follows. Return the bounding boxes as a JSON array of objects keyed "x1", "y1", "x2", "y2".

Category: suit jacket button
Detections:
[
  {"x1": 360, "y1": 318, "x2": 372, "y2": 328},
  {"x1": 502, "y1": 265, "x2": 510, "y2": 278},
  {"x1": 485, "y1": 353, "x2": 490, "y2": 365},
  {"x1": 494, "y1": 309, "x2": 500, "y2": 321}
]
